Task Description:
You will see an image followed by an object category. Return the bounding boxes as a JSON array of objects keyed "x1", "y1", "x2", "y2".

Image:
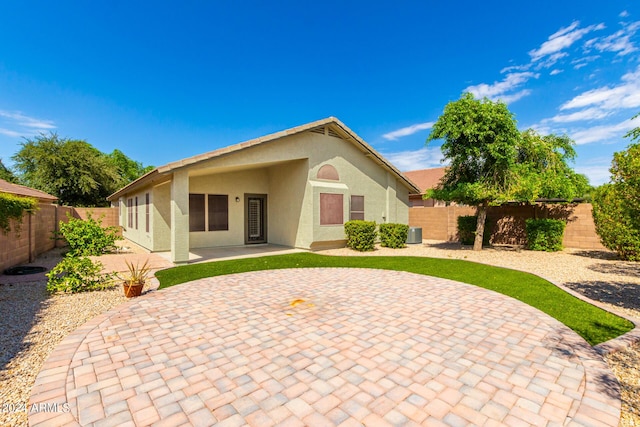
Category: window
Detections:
[
  {"x1": 135, "y1": 196, "x2": 139, "y2": 230},
  {"x1": 320, "y1": 193, "x2": 343, "y2": 225},
  {"x1": 189, "y1": 194, "x2": 205, "y2": 232},
  {"x1": 127, "y1": 198, "x2": 133, "y2": 228},
  {"x1": 208, "y1": 195, "x2": 229, "y2": 231},
  {"x1": 145, "y1": 193, "x2": 150, "y2": 233},
  {"x1": 317, "y1": 164, "x2": 339, "y2": 181},
  {"x1": 350, "y1": 195, "x2": 364, "y2": 220}
]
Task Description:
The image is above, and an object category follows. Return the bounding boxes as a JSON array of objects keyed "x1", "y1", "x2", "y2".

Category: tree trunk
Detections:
[{"x1": 474, "y1": 204, "x2": 487, "y2": 251}]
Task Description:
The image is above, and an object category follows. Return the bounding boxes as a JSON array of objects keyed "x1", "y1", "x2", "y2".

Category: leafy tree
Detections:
[
  {"x1": 0, "y1": 158, "x2": 17, "y2": 183},
  {"x1": 426, "y1": 93, "x2": 521, "y2": 250},
  {"x1": 12, "y1": 133, "x2": 121, "y2": 206},
  {"x1": 427, "y1": 93, "x2": 588, "y2": 251},
  {"x1": 107, "y1": 149, "x2": 154, "y2": 187},
  {"x1": 592, "y1": 116, "x2": 640, "y2": 260},
  {"x1": 11, "y1": 133, "x2": 152, "y2": 207},
  {"x1": 511, "y1": 130, "x2": 590, "y2": 201}
]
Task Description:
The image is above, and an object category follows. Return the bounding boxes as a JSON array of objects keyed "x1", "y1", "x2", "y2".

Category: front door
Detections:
[{"x1": 245, "y1": 194, "x2": 267, "y2": 244}]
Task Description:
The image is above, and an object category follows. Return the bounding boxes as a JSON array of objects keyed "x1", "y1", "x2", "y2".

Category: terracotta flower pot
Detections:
[{"x1": 123, "y1": 282, "x2": 144, "y2": 298}]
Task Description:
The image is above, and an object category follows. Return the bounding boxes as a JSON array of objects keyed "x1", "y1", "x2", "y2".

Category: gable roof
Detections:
[
  {"x1": 0, "y1": 179, "x2": 58, "y2": 202},
  {"x1": 403, "y1": 167, "x2": 446, "y2": 194},
  {"x1": 108, "y1": 117, "x2": 421, "y2": 200}
]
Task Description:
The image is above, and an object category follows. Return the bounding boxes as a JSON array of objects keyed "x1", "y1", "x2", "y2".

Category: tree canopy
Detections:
[
  {"x1": 593, "y1": 114, "x2": 640, "y2": 260},
  {"x1": 107, "y1": 149, "x2": 154, "y2": 185},
  {"x1": 0, "y1": 158, "x2": 18, "y2": 183},
  {"x1": 427, "y1": 93, "x2": 588, "y2": 250},
  {"x1": 11, "y1": 133, "x2": 153, "y2": 207}
]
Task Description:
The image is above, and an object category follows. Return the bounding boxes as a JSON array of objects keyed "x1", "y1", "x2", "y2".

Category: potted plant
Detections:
[{"x1": 119, "y1": 260, "x2": 150, "y2": 298}]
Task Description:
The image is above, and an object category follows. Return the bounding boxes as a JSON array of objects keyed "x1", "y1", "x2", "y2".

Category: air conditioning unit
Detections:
[{"x1": 406, "y1": 227, "x2": 422, "y2": 244}]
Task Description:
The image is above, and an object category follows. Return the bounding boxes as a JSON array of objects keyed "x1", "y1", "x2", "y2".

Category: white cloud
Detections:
[
  {"x1": 620, "y1": 10, "x2": 629, "y2": 18},
  {"x1": 0, "y1": 128, "x2": 22, "y2": 138},
  {"x1": 550, "y1": 69, "x2": 563, "y2": 76},
  {"x1": 496, "y1": 89, "x2": 532, "y2": 104},
  {"x1": 382, "y1": 147, "x2": 445, "y2": 171},
  {"x1": 587, "y1": 21, "x2": 640, "y2": 56},
  {"x1": 0, "y1": 110, "x2": 56, "y2": 137},
  {"x1": 382, "y1": 122, "x2": 434, "y2": 141},
  {"x1": 560, "y1": 65, "x2": 640, "y2": 111},
  {"x1": 571, "y1": 115, "x2": 640, "y2": 145},
  {"x1": 465, "y1": 72, "x2": 538, "y2": 102},
  {"x1": 529, "y1": 21, "x2": 605, "y2": 62},
  {"x1": 534, "y1": 52, "x2": 568, "y2": 70},
  {"x1": 500, "y1": 64, "x2": 531, "y2": 74},
  {"x1": 575, "y1": 163, "x2": 611, "y2": 186},
  {"x1": 571, "y1": 55, "x2": 600, "y2": 70},
  {"x1": 548, "y1": 107, "x2": 612, "y2": 123}
]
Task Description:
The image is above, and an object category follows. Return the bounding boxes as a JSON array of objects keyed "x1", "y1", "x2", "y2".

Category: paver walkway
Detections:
[{"x1": 29, "y1": 268, "x2": 620, "y2": 426}]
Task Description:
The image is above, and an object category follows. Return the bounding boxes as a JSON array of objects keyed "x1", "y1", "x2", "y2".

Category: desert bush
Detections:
[
  {"x1": 593, "y1": 184, "x2": 640, "y2": 261},
  {"x1": 525, "y1": 218, "x2": 566, "y2": 252},
  {"x1": 379, "y1": 223, "x2": 409, "y2": 248},
  {"x1": 46, "y1": 255, "x2": 112, "y2": 294},
  {"x1": 344, "y1": 220, "x2": 377, "y2": 251},
  {"x1": 57, "y1": 213, "x2": 121, "y2": 256}
]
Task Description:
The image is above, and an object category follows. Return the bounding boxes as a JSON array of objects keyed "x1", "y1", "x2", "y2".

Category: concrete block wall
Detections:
[
  {"x1": 0, "y1": 205, "x2": 119, "y2": 272},
  {"x1": 73, "y1": 207, "x2": 122, "y2": 235},
  {"x1": 409, "y1": 203, "x2": 606, "y2": 250}
]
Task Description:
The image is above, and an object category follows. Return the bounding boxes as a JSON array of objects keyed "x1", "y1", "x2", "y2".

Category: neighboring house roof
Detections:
[
  {"x1": 0, "y1": 179, "x2": 58, "y2": 202},
  {"x1": 403, "y1": 167, "x2": 446, "y2": 195},
  {"x1": 108, "y1": 117, "x2": 421, "y2": 200}
]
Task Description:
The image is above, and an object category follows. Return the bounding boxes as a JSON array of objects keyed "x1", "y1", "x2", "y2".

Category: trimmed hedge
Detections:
[
  {"x1": 526, "y1": 218, "x2": 566, "y2": 252},
  {"x1": 379, "y1": 223, "x2": 409, "y2": 249},
  {"x1": 457, "y1": 215, "x2": 491, "y2": 246},
  {"x1": 344, "y1": 220, "x2": 377, "y2": 251}
]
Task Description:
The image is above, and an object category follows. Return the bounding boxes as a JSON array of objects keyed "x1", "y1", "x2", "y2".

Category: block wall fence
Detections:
[
  {"x1": 0, "y1": 205, "x2": 120, "y2": 272},
  {"x1": 409, "y1": 203, "x2": 606, "y2": 250},
  {"x1": 0, "y1": 202, "x2": 607, "y2": 271}
]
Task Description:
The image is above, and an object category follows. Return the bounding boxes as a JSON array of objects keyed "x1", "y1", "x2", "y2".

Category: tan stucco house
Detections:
[{"x1": 107, "y1": 117, "x2": 421, "y2": 264}]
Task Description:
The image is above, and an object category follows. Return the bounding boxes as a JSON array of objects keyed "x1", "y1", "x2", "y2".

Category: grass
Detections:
[{"x1": 155, "y1": 253, "x2": 634, "y2": 346}]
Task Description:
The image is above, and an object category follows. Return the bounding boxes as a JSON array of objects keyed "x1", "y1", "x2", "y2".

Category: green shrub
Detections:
[
  {"x1": 379, "y1": 223, "x2": 409, "y2": 248},
  {"x1": 593, "y1": 184, "x2": 640, "y2": 261},
  {"x1": 46, "y1": 255, "x2": 112, "y2": 293},
  {"x1": 457, "y1": 215, "x2": 491, "y2": 246},
  {"x1": 57, "y1": 213, "x2": 121, "y2": 256},
  {"x1": 344, "y1": 220, "x2": 377, "y2": 251},
  {"x1": 0, "y1": 193, "x2": 38, "y2": 234},
  {"x1": 525, "y1": 218, "x2": 566, "y2": 252}
]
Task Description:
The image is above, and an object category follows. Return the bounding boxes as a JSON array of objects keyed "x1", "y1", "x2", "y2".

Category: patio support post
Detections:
[
  {"x1": 170, "y1": 169, "x2": 190, "y2": 265},
  {"x1": 385, "y1": 172, "x2": 397, "y2": 223}
]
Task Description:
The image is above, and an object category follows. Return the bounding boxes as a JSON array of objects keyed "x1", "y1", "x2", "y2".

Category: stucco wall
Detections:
[
  {"x1": 152, "y1": 182, "x2": 172, "y2": 252},
  {"x1": 116, "y1": 128, "x2": 414, "y2": 253},
  {"x1": 120, "y1": 187, "x2": 153, "y2": 250},
  {"x1": 188, "y1": 169, "x2": 269, "y2": 248},
  {"x1": 267, "y1": 159, "x2": 309, "y2": 247},
  {"x1": 183, "y1": 130, "x2": 412, "y2": 249}
]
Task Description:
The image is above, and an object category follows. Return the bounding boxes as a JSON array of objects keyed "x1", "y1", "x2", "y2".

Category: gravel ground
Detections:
[
  {"x1": 0, "y1": 248, "x2": 128, "y2": 427},
  {"x1": 0, "y1": 242, "x2": 639, "y2": 426}
]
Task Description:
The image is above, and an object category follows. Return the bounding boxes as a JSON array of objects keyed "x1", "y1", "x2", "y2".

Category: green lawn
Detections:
[{"x1": 155, "y1": 253, "x2": 634, "y2": 346}]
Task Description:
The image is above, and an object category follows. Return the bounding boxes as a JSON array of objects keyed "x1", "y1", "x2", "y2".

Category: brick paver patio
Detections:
[{"x1": 29, "y1": 268, "x2": 620, "y2": 426}]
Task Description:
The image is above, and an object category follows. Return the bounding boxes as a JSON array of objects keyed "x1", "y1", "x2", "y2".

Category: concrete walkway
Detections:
[{"x1": 29, "y1": 268, "x2": 619, "y2": 426}]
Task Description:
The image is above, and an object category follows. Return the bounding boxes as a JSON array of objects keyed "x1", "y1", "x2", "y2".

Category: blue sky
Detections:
[{"x1": 1, "y1": 1, "x2": 639, "y2": 186}]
